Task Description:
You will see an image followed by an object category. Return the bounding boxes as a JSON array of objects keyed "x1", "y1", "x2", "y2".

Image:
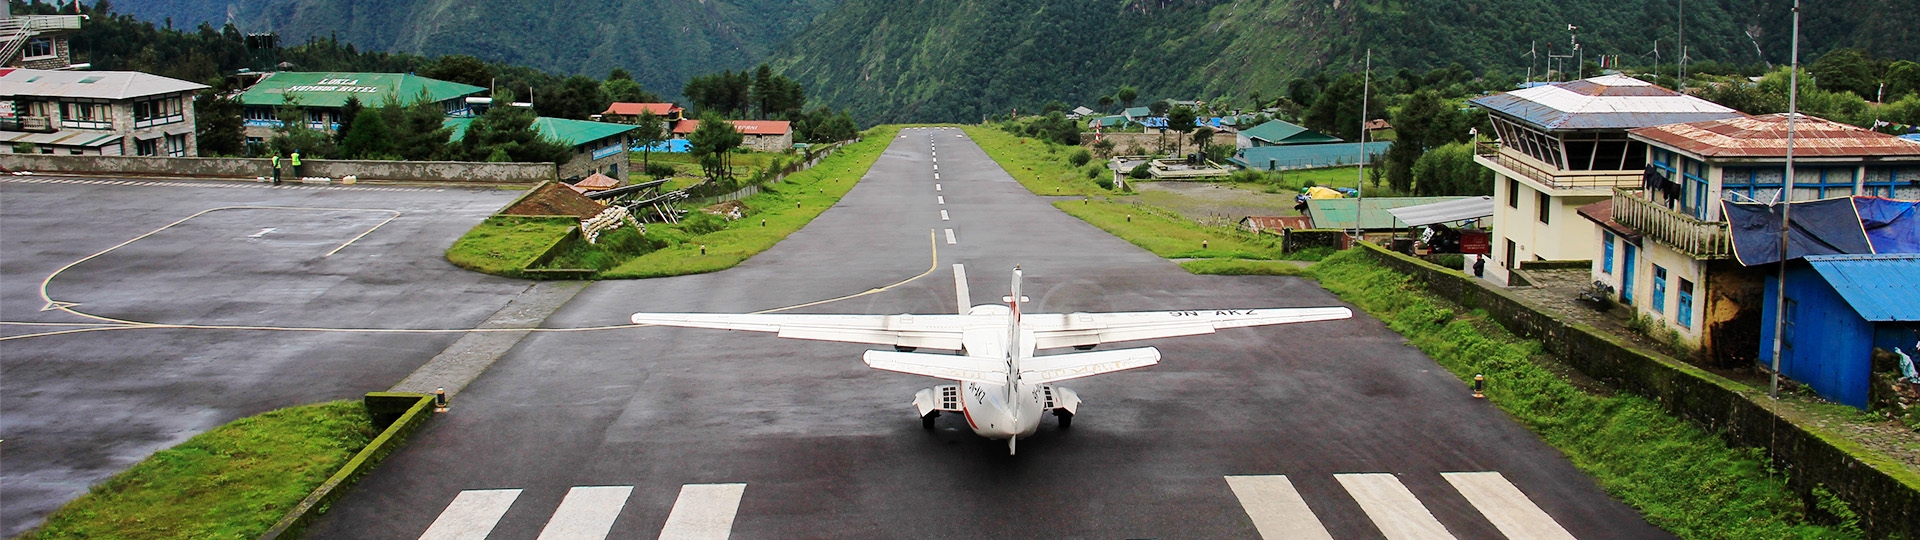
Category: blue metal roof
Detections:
[
  {"x1": 1229, "y1": 141, "x2": 1392, "y2": 171},
  {"x1": 1805, "y1": 253, "x2": 1920, "y2": 321}
]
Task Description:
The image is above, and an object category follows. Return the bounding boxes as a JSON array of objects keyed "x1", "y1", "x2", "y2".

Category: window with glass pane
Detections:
[{"x1": 1678, "y1": 279, "x2": 1694, "y2": 328}]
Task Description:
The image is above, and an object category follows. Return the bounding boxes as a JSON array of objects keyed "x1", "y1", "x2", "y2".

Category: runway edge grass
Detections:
[
  {"x1": 601, "y1": 125, "x2": 900, "y2": 278},
  {"x1": 17, "y1": 401, "x2": 376, "y2": 540},
  {"x1": 1307, "y1": 248, "x2": 1862, "y2": 540}
]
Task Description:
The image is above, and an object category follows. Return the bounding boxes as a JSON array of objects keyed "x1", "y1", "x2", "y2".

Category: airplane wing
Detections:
[
  {"x1": 1024, "y1": 307, "x2": 1353, "y2": 350},
  {"x1": 861, "y1": 350, "x2": 1007, "y2": 384},
  {"x1": 628, "y1": 312, "x2": 982, "y2": 350},
  {"x1": 1020, "y1": 347, "x2": 1161, "y2": 384}
]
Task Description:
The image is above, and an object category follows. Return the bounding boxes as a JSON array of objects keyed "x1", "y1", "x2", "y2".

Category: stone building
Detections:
[
  {"x1": 0, "y1": 69, "x2": 208, "y2": 156},
  {"x1": 237, "y1": 72, "x2": 484, "y2": 144},
  {"x1": 2, "y1": 8, "x2": 84, "y2": 70},
  {"x1": 671, "y1": 119, "x2": 793, "y2": 153}
]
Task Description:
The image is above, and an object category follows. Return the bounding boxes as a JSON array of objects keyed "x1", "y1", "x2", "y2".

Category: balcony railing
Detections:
[
  {"x1": 1473, "y1": 141, "x2": 1643, "y2": 191},
  {"x1": 0, "y1": 116, "x2": 54, "y2": 132},
  {"x1": 1612, "y1": 187, "x2": 1732, "y2": 260}
]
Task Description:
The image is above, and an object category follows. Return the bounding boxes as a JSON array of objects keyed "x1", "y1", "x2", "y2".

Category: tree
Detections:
[
  {"x1": 535, "y1": 75, "x2": 609, "y2": 120},
  {"x1": 688, "y1": 112, "x2": 744, "y2": 179},
  {"x1": 602, "y1": 77, "x2": 660, "y2": 104},
  {"x1": 1190, "y1": 126, "x2": 1215, "y2": 159},
  {"x1": 1885, "y1": 60, "x2": 1920, "y2": 101},
  {"x1": 608, "y1": 68, "x2": 633, "y2": 81},
  {"x1": 193, "y1": 90, "x2": 246, "y2": 156},
  {"x1": 1147, "y1": 101, "x2": 1170, "y2": 117},
  {"x1": 1412, "y1": 142, "x2": 1493, "y2": 196},
  {"x1": 268, "y1": 102, "x2": 336, "y2": 159},
  {"x1": 1115, "y1": 86, "x2": 1138, "y2": 109},
  {"x1": 423, "y1": 55, "x2": 493, "y2": 89},
  {"x1": 340, "y1": 106, "x2": 395, "y2": 159},
  {"x1": 1303, "y1": 73, "x2": 1380, "y2": 141},
  {"x1": 332, "y1": 95, "x2": 364, "y2": 145},
  {"x1": 382, "y1": 91, "x2": 455, "y2": 161},
  {"x1": 685, "y1": 70, "x2": 753, "y2": 117},
  {"x1": 447, "y1": 99, "x2": 570, "y2": 164},
  {"x1": 631, "y1": 110, "x2": 666, "y2": 171},
  {"x1": 1386, "y1": 90, "x2": 1447, "y2": 193},
  {"x1": 1166, "y1": 106, "x2": 1196, "y2": 154},
  {"x1": 1809, "y1": 48, "x2": 1878, "y2": 99},
  {"x1": 1097, "y1": 95, "x2": 1114, "y2": 112}
]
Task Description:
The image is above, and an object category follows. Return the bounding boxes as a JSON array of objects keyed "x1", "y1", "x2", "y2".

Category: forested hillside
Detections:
[
  {"x1": 768, "y1": 0, "x2": 1918, "y2": 123},
  {"x1": 117, "y1": 0, "x2": 837, "y2": 102}
]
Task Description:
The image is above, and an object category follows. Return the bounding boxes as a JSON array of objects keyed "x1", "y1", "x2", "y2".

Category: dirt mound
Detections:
[
  {"x1": 500, "y1": 181, "x2": 607, "y2": 219},
  {"x1": 703, "y1": 200, "x2": 747, "y2": 219}
]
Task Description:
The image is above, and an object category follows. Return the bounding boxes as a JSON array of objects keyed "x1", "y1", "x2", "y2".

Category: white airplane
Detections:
[{"x1": 630, "y1": 267, "x2": 1352, "y2": 454}]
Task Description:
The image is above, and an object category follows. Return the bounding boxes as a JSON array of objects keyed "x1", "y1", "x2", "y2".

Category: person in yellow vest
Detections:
[
  {"x1": 270, "y1": 153, "x2": 282, "y2": 185},
  {"x1": 289, "y1": 150, "x2": 303, "y2": 180}
]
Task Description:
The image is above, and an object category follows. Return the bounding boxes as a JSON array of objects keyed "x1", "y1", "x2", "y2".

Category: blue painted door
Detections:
[{"x1": 1621, "y1": 244, "x2": 1637, "y2": 305}]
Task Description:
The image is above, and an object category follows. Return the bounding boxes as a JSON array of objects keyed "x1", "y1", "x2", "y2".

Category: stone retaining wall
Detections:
[
  {"x1": 1354, "y1": 242, "x2": 1920, "y2": 539},
  {"x1": 0, "y1": 154, "x2": 554, "y2": 184}
]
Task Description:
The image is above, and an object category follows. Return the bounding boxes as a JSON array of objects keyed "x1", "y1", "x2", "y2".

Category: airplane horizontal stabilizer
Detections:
[
  {"x1": 862, "y1": 350, "x2": 1008, "y2": 384},
  {"x1": 1019, "y1": 347, "x2": 1161, "y2": 384},
  {"x1": 629, "y1": 312, "x2": 972, "y2": 350}
]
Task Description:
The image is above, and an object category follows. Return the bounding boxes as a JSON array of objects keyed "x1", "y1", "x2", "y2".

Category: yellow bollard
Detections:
[
  {"x1": 434, "y1": 388, "x2": 449, "y2": 413},
  {"x1": 1472, "y1": 374, "x2": 1485, "y2": 399}
]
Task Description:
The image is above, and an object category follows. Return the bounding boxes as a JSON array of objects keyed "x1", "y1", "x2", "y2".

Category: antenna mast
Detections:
[
  {"x1": 1768, "y1": 0, "x2": 1802, "y2": 400},
  {"x1": 1354, "y1": 50, "x2": 1371, "y2": 241}
]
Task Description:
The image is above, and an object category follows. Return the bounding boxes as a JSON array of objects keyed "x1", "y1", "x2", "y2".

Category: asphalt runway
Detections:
[
  {"x1": 0, "y1": 179, "x2": 530, "y2": 535},
  {"x1": 310, "y1": 128, "x2": 1671, "y2": 539}
]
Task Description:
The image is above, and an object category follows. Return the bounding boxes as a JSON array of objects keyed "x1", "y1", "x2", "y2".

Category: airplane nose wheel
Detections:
[
  {"x1": 1054, "y1": 409, "x2": 1073, "y2": 429},
  {"x1": 921, "y1": 411, "x2": 939, "y2": 430}
]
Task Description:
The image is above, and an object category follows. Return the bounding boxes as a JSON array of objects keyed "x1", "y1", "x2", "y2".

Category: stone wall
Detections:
[
  {"x1": 1353, "y1": 242, "x2": 1920, "y2": 539},
  {"x1": 0, "y1": 154, "x2": 555, "y2": 184}
]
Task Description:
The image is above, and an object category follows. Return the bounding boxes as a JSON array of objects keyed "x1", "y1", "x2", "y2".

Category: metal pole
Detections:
[
  {"x1": 1355, "y1": 49, "x2": 1371, "y2": 241},
  {"x1": 1769, "y1": 0, "x2": 1801, "y2": 400}
]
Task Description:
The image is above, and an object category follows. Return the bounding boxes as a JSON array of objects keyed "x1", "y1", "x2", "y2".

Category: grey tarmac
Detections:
[{"x1": 304, "y1": 129, "x2": 1672, "y2": 539}]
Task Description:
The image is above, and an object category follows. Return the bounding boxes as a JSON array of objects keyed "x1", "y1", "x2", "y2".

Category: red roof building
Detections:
[
  {"x1": 672, "y1": 120, "x2": 795, "y2": 152},
  {"x1": 1629, "y1": 113, "x2": 1920, "y2": 159},
  {"x1": 600, "y1": 102, "x2": 683, "y2": 123}
]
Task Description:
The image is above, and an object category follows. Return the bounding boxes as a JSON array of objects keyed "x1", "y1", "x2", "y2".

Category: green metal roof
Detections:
[
  {"x1": 444, "y1": 116, "x2": 637, "y2": 148},
  {"x1": 1239, "y1": 120, "x2": 1342, "y2": 146},
  {"x1": 1123, "y1": 106, "x2": 1153, "y2": 118},
  {"x1": 1089, "y1": 115, "x2": 1130, "y2": 127},
  {"x1": 239, "y1": 72, "x2": 485, "y2": 108},
  {"x1": 1307, "y1": 196, "x2": 1469, "y2": 230}
]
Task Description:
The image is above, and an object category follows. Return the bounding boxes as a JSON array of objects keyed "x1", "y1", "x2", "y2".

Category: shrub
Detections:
[
  {"x1": 646, "y1": 162, "x2": 677, "y2": 178},
  {"x1": 1129, "y1": 162, "x2": 1151, "y2": 179},
  {"x1": 1085, "y1": 166, "x2": 1102, "y2": 179},
  {"x1": 680, "y1": 211, "x2": 729, "y2": 234},
  {"x1": 1067, "y1": 148, "x2": 1092, "y2": 167},
  {"x1": 1096, "y1": 177, "x2": 1114, "y2": 190}
]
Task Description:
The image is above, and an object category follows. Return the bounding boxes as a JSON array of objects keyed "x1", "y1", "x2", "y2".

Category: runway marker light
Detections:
[
  {"x1": 700, "y1": 245, "x2": 707, "y2": 255},
  {"x1": 761, "y1": 219, "x2": 767, "y2": 227},
  {"x1": 1472, "y1": 374, "x2": 1485, "y2": 399},
  {"x1": 1202, "y1": 240, "x2": 1209, "y2": 249},
  {"x1": 1127, "y1": 214, "x2": 1132, "y2": 222},
  {"x1": 434, "y1": 388, "x2": 449, "y2": 413},
  {"x1": 798, "y1": 202, "x2": 802, "y2": 208}
]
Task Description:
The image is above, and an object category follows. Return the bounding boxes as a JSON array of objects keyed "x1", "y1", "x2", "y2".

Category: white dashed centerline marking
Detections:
[
  {"x1": 940, "y1": 210, "x2": 949, "y2": 221},
  {"x1": 944, "y1": 229, "x2": 957, "y2": 245},
  {"x1": 418, "y1": 489, "x2": 522, "y2": 540},
  {"x1": 937, "y1": 196, "x2": 945, "y2": 204},
  {"x1": 934, "y1": 172, "x2": 939, "y2": 180},
  {"x1": 656, "y1": 483, "x2": 747, "y2": 540},
  {"x1": 935, "y1": 184, "x2": 941, "y2": 191},
  {"x1": 536, "y1": 486, "x2": 633, "y2": 540},
  {"x1": 1443, "y1": 472, "x2": 1577, "y2": 540},
  {"x1": 1226, "y1": 476, "x2": 1334, "y2": 540}
]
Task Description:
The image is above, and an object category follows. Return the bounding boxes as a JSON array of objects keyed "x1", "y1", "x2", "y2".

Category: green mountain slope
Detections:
[
  {"x1": 770, "y1": 0, "x2": 1917, "y2": 123},
  {"x1": 134, "y1": 0, "x2": 838, "y2": 99}
]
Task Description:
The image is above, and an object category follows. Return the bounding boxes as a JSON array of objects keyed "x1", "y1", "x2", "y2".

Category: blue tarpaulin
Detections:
[
  {"x1": 1856, "y1": 197, "x2": 1920, "y2": 254},
  {"x1": 1725, "y1": 198, "x2": 1874, "y2": 265},
  {"x1": 634, "y1": 139, "x2": 692, "y2": 153}
]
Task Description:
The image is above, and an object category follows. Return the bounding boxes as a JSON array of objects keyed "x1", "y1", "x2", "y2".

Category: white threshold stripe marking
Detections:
[
  {"x1": 1335, "y1": 473, "x2": 1457, "y2": 540},
  {"x1": 418, "y1": 489, "x2": 522, "y2": 540},
  {"x1": 657, "y1": 483, "x2": 747, "y2": 540},
  {"x1": 1442, "y1": 472, "x2": 1576, "y2": 540},
  {"x1": 937, "y1": 196, "x2": 945, "y2": 204},
  {"x1": 1226, "y1": 476, "x2": 1334, "y2": 540},
  {"x1": 536, "y1": 485, "x2": 634, "y2": 540},
  {"x1": 945, "y1": 229, "x2": 957, "y2": 245},
  {"x1": 941, "y1": 210, "x2": 949, "y2": 221},
  {"x1": 935, "y1": 183, "x2": 941, "y2": 191},
  {"x1": 953, "y1": 264, "x2": 971, "y2": 313}
]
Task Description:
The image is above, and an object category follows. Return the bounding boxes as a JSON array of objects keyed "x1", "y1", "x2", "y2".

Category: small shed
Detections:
[
  {"x1": 1240, "y1": 216, "x2": 1313, "y2": 235},
  {"x1": 1759, "y1": 253, "x2": 1920, "y2": 408}
]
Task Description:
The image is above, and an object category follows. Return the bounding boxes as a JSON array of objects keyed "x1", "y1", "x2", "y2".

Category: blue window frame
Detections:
[
  {"x1": 1602, "y1": 231, "x2": 1615, "y2": 274},
  {"x1": 1677, "y1": 278, "x2": 1694, "y2": 328},
  {"x1": 1863, "y1": 166, "x2": 1919, "y2": 198},
  {"x1": 1652, "y1": 265, "x2": 1668, "y2": 314},
  {"x1": 1622, "y1": 245, "x2": 1637, "y2": 305}
]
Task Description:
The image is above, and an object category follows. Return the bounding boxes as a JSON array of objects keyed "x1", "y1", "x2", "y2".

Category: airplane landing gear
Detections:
[
  {"x1": 1054, "y1": 409, "x2": 1073, "y2": 429},
  {"x1": 921, "y1": 411, "x2": 939, "y2": 430}
]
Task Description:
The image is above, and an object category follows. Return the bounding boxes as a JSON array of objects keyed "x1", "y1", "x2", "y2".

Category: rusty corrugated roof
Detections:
[
  {"x1": 1240, "y1": 216, "x2": 1313, "y2": 233},
  {"x1": 602, "y1": 103, "x2": 681, "y2": 116},
  {"x1": 1576, "y1": 199, "x2": 1642, "y2": 242},
  {"x1": 1631, "y1": 113, "x2": 1920, "y2": 159}
]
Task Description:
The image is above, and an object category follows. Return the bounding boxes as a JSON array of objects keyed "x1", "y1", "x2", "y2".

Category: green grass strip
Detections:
[
  {"x1": 1178, "y1": 258, "x2": 1309, "y2": 276},
  {"x1": 1307, "y1": 249, "x2": 1859, "y2": 539},
  {"x1": 444, "y1": 215, "x2": 576, "y2": 278},
  {"x1": 600, "y1": 125, "x2": 901, "y2": 278},
  {"x1": 960, "y1": 125, "x2": 1108, "y2": 196},
  {"x1": 1052, "y1": 198, "x2": 1278, "y2": 260},
  {"x1": 21, "y1": 401, "x2": 376, "y2": 540}
]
